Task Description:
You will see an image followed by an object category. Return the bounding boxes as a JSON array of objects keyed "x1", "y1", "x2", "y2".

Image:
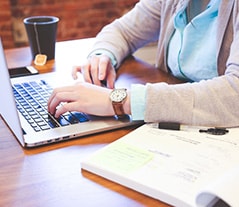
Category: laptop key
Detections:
[
  {"x1": 33, "y1": 126, "x2": 41, "y2": 132},
  {"x1": 63, "y1": 113, "x2": 79, "y2": 124},
  {"x1": 40, "y1": 125, "x2": 51, "y2": 130},
  {"x1": 45, "y1": 115, "x2": 60, "y2": 128},
  {"x1": 71, "y1": 112, "x2": 89, "y2": 122},
  {"x1": 57, "y1": 116, "x2": 70, "y2": 126}
]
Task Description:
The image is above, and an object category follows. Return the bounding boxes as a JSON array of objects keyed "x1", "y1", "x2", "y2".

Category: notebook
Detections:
[{"x1": 0, "y1": 39, "x2": 141, "y2": 147}]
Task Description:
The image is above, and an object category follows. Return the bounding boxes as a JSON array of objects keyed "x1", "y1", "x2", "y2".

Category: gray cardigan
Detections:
[{"x1": 92, "y1": 0, "x2": 239, "y2": 127}]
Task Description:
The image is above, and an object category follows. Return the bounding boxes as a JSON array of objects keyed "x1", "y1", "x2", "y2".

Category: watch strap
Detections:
[{"x1": 112, "y1": 101, "x2": 125, "y2": 118}]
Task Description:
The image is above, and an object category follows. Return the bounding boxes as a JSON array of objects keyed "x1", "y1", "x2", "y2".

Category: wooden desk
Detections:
[{"x1": 1, "y1": 39, "x2": 182, "y2": 207}]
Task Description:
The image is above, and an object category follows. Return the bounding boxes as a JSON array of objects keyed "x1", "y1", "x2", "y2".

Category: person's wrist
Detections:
[
  {"x1": 123, "y1": 92, "x2": 131, "y2": 115},
  {"x1": 87, "y1": 49, "x2": 117, "y2": 68}
]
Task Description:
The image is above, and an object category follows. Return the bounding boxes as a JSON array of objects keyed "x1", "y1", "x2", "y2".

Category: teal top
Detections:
[{"x1": 167, "y1": 0, "x2": 220, "y2": 82}]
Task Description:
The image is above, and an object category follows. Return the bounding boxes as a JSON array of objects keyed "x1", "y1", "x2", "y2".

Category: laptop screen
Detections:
[{"x1": 0, "y1": 39, "x2": 25, "y2": 146}]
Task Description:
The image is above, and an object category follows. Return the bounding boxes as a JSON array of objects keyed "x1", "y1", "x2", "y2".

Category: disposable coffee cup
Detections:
[{"x1": 24, "y1": 16, "x2": 59, "y2": 65}]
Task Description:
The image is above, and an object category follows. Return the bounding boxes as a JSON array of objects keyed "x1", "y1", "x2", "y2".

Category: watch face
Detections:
[{"x1": 110, "y1": 89, "x2": 127, "y2": 102}]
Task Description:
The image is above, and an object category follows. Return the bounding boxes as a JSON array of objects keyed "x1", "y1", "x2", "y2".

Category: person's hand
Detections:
[
  {"x1": 72, "y1": 55, "x2": 116, "y2": 89},
  {"x1": 48, "y1": 82, "x2": 115, "y2": 118}
]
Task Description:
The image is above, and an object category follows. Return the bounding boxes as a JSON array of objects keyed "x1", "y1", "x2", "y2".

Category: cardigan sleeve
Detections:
[
  {"x1": 144, "y1": 72, "x2": 239, "y2": 127},
  {"x1": 90, "y1": 0, "x2": 161, "y2": 67}
]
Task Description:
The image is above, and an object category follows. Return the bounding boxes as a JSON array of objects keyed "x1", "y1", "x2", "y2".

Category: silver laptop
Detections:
[{"x1": 0, "y1": 40, "x2": 141, "y2": 147}]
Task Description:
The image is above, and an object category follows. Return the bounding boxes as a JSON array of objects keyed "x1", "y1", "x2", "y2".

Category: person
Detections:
[{"x1": 48, "y1": 0, "x2": 239, "y2": 127}]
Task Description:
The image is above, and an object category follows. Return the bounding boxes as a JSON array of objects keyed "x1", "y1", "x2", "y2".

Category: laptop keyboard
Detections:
[{"x1": 12, "y1": 80, "x2": 89, "y2": 132}]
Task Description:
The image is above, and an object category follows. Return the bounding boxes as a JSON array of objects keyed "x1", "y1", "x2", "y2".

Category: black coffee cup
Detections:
[{"x1": 24, "y1": 16, "x2": 59, "y2": 61}]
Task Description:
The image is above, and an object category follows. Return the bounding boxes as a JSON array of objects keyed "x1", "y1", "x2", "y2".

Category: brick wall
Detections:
[
  {"x1": 0, "y1": 0, "x2": 15, "y2": 49},
  {"x1": 0, "y1": 0, "x2": 138, "y2": 49}
]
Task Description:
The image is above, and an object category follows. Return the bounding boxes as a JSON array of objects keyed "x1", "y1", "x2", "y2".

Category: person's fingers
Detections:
[
  {"x1": 72, "y1": 66, "x2": 81, "y2": 80},
  {"x1": 54, "y1": 102, "x2": 80, "y2": 118},
  {"x1": 106, "y1": 66, "x2": 116, "y2": 89},
  {"x1": 80, "y1": 61, "x2": 94, "y2": 84},
  {"x1": 88, "y1": 56, "x2": 102, "y2": 86},
  {"x1": 48, "y1": 86, "x2": 77, "y2": 115},
  {"x1": 98, "y1": 55, "x2": 116, "y2": 88},
  {"x1": 98, "y1": 55, "x2": 110, "y2": 80},
  {"x1": 72, "y1": 55, "x2": 116, "y2": 88}
]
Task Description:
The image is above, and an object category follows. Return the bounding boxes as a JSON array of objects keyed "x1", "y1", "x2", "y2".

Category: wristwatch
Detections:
[{"x1": 110, "y1": 88, "x2": 127, "y2": 118}]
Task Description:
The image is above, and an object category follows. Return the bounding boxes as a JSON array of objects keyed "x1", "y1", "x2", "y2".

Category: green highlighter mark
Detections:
[{"x1": 90, "y1": 141, "x2": 154, "y2": 174}]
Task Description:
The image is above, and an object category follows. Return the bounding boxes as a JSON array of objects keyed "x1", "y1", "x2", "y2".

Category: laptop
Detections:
[{"x1": 0, "y1": 40, "x2": 141, "y2": 147}]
